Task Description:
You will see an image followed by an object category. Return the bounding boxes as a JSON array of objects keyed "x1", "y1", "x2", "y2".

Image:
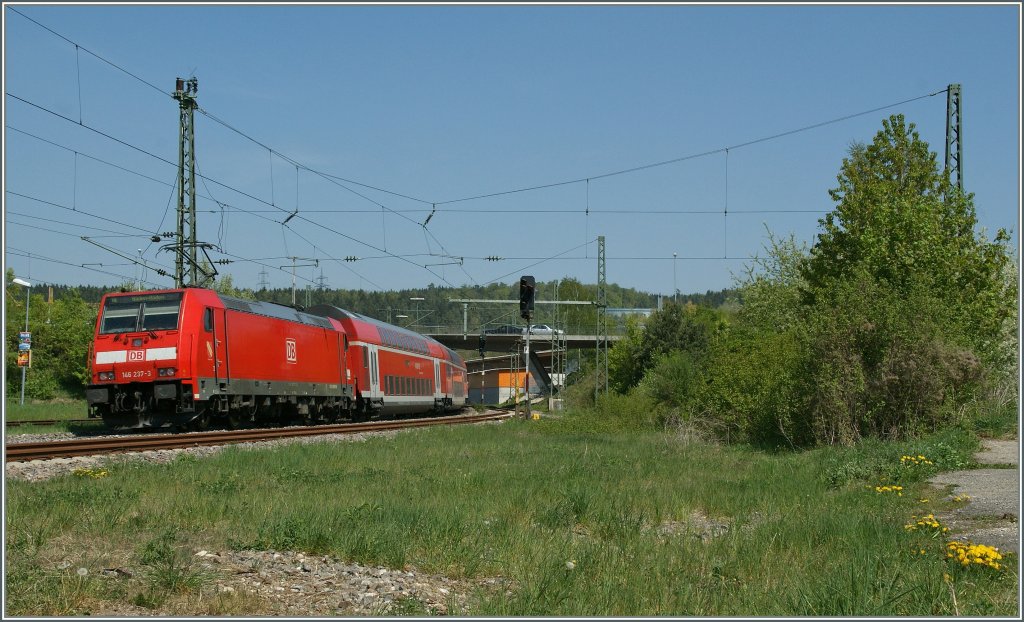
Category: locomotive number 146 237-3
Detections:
[{"x1": 121, "y1": 370, "x2": 152, "y2": 380}]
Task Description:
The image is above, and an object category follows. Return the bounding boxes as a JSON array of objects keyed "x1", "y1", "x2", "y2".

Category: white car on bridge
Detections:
[{"x1": 523, "y1": 324, "x2": 564, "y2": 336}]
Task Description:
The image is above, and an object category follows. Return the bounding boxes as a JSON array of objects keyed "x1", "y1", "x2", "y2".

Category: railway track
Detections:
[{"x1": 4, "y1": 410, "x2": 513, "y2": 462}]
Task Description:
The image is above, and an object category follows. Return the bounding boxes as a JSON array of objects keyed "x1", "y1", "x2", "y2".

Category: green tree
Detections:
[
  {"x1": 212, "y1": 273, "x2": 257, "y2": 301},
  {"x1": 802, "y1": 113, "x2": 1015, "y2": 367},
  {"x1": 793, "y1": 114, "x2": 1015, "y2": 443},
  {"x1": 5, "y1": 278, "x2": 97, "y2": 400}
]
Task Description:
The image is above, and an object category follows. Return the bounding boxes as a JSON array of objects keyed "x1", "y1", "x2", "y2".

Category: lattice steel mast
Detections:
[
  {"x1": 173, "y1": 77, "x2": 199, "y2": 287},
  {"x1": 595, "y1": 235, "x2": 608, "y2": 400},
  {"x1": 945, "y1": 83, "x2": 963, "y2": 193}
]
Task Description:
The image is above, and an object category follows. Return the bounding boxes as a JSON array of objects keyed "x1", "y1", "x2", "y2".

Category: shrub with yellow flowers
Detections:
[
  {"x1": 72, "y1": 467, "x2": 109, "y2": 479},
  {"x1": 904, "y1": 513, "x2": 950, "y2": 536},
  {"x1": 946, "y1": 540, "x2": 1003, "y2": 571}
]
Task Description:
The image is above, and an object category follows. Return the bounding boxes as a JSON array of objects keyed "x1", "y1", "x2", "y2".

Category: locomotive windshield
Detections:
[{"x1": 99, "y1": 292, "x2": 183, "y2": 334}]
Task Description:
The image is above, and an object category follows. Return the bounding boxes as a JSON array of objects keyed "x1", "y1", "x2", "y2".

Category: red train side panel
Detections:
[
  {"x1": 87, "y1": 289, "x2": 354, "y2": 429},
  {"x1": 306, "y1": 305, "x2": 467, "y2": 416}
]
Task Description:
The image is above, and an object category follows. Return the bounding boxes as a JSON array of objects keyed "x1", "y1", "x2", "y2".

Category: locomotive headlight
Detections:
[
  {"x1": 98, "y1": 371, "x2": 115, "y2": 381},
  {"x1": 158, "y1": 367, "x2": 176, "y2": 377}
]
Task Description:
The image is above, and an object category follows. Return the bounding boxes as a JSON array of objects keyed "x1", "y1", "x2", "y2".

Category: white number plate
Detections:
[{"x1": 121, "y1": 370, "x2": 152, "y2": 379}]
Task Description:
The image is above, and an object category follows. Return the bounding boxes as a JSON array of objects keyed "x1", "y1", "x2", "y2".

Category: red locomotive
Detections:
[{"x1": 85, "y1": 288, "x2": 467, "y2": 429}]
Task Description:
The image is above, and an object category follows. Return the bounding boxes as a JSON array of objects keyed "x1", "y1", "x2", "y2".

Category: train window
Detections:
[
  {"x1": 142, "y1": 299, "x2": 182, "y2": 331},
  {"x1": 343, "y1": 336, "x2": 349, "y2": 351},
  {"x1": 204, "y1": 308, "x2": 214, "y2": 332},
  {"x1": 99, "y1": 301, "x2": 140, "y2": 333},
  {"x1": 362, "y1": 347, "x2": 368, "y2": 369},
  {"x1": 99, "y1": 292, "x2": 182, "y2": 334}
]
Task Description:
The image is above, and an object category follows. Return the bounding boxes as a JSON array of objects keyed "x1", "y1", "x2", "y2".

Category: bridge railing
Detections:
[{"x1": 414, "y1": 321, "x2": 631, "y2": 337}]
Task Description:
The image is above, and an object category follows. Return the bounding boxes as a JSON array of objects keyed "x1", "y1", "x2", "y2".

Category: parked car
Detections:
[
  {"x1": 484, "y1": 324, "x2": 522, "y2": 335},
  {"x1": 523, "y1": 324, "x2": 564, "y2": 336}
]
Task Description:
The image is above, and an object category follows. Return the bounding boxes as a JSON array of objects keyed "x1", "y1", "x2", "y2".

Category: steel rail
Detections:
[{"x1": 4, "y1": 411, "x2": 513, "y2": 462}]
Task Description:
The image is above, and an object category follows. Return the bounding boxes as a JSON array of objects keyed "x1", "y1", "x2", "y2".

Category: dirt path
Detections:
[{"x1": 928, "y1": 439, "x2": 1019, "y2": 554}]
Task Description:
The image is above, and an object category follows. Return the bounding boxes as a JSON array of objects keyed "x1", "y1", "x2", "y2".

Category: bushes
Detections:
[
  {"x1": 608, "y1": 303, "x2": 725, "y2": 393},
  {"x1": 686, "y1": 115, "x2": 1016, "y2": 448},
  {"x1": 696, "y1": 324, "x2": 810, "y2": 448},
  {"x1": 693, "y1": 258, "x2": 994, "y2": 448},
  {"x1": 553, "y1": 391, "x2": 667, "y2": 435},
  {"x1": 800, "y1": 271, "x2": 984, "y2": 444}
]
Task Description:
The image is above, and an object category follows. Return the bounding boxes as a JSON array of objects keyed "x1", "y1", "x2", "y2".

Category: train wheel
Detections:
[
  {"x1": 190, "y1": 411, "x2": 211, "y2": 431},
  {"x1": 226, "y1": 410, "x2": 243, "y2": 429},
  {"x1": 322, "y1": 404, "x2": 338, "y2": 424}
]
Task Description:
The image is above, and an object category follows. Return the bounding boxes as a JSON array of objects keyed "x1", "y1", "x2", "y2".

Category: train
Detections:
[{"x1": 85, "y1": 287, "x2": 468, "y2": 430}]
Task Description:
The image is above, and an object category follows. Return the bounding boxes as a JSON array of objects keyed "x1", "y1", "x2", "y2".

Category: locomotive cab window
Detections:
[
  {"x1": 203, "y1": 308, "x2": 214, "y2": 332},
  {"x1": 100, "y1": 292, "x2": 183, "y2": 334}
]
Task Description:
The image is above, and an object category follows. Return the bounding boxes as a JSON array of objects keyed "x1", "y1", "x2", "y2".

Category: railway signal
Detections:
[{"x1": 519, "y1": 275, "x2": 535, "y2": 320}]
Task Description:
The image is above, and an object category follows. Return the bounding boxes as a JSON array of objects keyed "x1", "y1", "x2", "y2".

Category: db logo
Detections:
[
  {"x1": 128, "y1": 350, "x2": 145, "y2": 362},
  {"x1": 285, "y1": 339, "x2": 297, "y2": 363}
]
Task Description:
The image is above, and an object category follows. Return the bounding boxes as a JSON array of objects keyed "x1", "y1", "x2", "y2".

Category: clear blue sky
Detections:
[{"x1": 3, "y1": 3, "x2": 1020, "y2": 299}]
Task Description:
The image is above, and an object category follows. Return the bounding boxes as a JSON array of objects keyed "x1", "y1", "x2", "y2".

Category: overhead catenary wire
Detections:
[
  {"x1": 9, "y1": 9, "x2": 945, "y2": 215},
  {"x1": 431, "y1": 89, "x2": 947, "y2": 207},
  {"x1": 10, "y1": 118, "x2": 829, "y2": 219},
  {"x1": 486, "y1": 239, "x2": 597, "y2": 285},
  {"x1": 9, "y1": 7, "x2": 181, "y2": 99},
  {"x1": 6, "y1": 190, "x2": 154, "y2": 233},
  {"x1": 7, "y1": 8, "x2": 951, "y2": 293},
  {"x1": 6, "y1": 212, "x2": 153, "y2": 237},
  {"x1": 6, "y1": 246, "x2": 165, "y2": 288},
  {"x1": 6, "y1": 92, "x2": 458, "y2": 285},
  {"x1": 282, "y1": 224, "x2": 383, "y2": 290}
]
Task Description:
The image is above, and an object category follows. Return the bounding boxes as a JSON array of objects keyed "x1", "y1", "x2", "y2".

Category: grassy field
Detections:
[
  {"x1": 4, "y1": 399, "x2": 103, "y2": 435},
  {"x1": 4, "y1": 415, "x2": 1018, "y2": 616}
]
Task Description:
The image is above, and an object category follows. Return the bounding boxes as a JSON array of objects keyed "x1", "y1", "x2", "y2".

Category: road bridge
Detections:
[{"x1": 424, "y1": 332, "x2": 620, "y2": 352}]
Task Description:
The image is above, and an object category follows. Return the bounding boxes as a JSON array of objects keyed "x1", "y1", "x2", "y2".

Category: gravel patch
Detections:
[
  {"x1": 76, "y1": 549, "x2": 511, "y2": 617},
  {"x1": 194, "y1": 549, "x2": 508, "y2": 616},
  {"x1": 928, "y1": 439, "x2": 1020, "y2": 555},
  {"x1": 974, "y1": 439, "x2": 1019, "y2": 466}
]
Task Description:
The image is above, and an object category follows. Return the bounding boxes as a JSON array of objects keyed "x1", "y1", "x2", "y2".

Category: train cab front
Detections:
[{"x1": 87, "y1": 290, "x2": 194, "y2": 429}]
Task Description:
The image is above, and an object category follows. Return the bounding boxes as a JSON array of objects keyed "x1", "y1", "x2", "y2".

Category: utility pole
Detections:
[
  {"x1": 172, "y1": 77, "x2": 198, "y2": 288},
  {"x1": 258, "y1": 269, "x2": 270, "y2": 290},
  {"x1": 673, "y1": 252, "x2": 678, "y2": 303},
  {"x1": 279, "y1": 256, "x2": 318, "y2": 306},
  {"x1": 12, "y1": 277, "x2": 31, "y2": 406},
  {"x1": 410, "y1": 297, "x2": 425, "y2": 328},
  {"x1": 945, "y1": 83, "x2": 963, "y2": 193}
]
